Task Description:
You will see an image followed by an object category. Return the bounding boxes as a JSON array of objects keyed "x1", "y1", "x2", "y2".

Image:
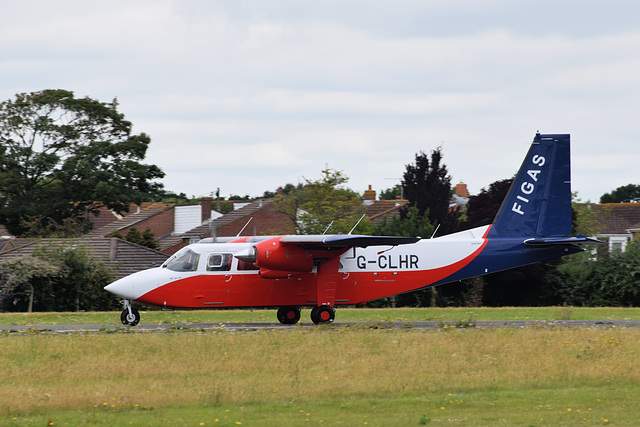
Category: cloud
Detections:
[{"x1": 1, "y1": 1, "x2": 640, "y2": 202}]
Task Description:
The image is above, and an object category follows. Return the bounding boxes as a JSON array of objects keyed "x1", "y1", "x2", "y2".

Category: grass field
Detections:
[{"x1": 2, "y1": 308, "x2": 640, "y2": 426}]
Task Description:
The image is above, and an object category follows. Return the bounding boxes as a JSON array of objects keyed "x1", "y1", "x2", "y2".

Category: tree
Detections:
[
  {"x1": 546, "y1": 239, "x2": 640, "y2": 306},
  {"x1": 459, "y1": 179, "x2": 513, "y2": 229},
  {"x1": 0, "y1": 257, "x2": 60, "y2": 312},
  {"x1": 40, "y1": 244, "x2": 120, "y2": 312},
  {"x1": 600, "y1": 184, "x2": 640, "y2": 203},
  {"x1": 113, "y1": 227, "x2": 159, "y2": 250},
  {"x1": 0, "y1": 245, "x2": 120, "y2": 312},
  {"x1": 0, "y1": 89, "x2": 165, "y2": 236},
  {"x1": 379, "y1": 184, "x2": 402, "y2": 200},
  {"x1": 402, "y1": 147, "x2": 457, "y2": 234},
  {"x1": 274, "y1": 168, "x2": 367, "y2": 234},
  {"x1": 373, "y1": 206, "x2": 434, "y2": 238},
  {"x1": 367, "y1": 148, "x2": 456, "y2": 308}
]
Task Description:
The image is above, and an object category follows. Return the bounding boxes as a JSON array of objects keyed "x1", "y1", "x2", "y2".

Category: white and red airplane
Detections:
[{"x1": 105, "y1": 133, "x2": 600, "y2": 325}]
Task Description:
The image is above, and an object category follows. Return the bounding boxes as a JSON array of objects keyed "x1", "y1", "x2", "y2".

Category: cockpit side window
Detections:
[
  {"x1": 165, "y1": 249, "x2": 200, "y2": 272},
  {"x1": 207, "y1": 253, "x2": 232, "y2": 271}
]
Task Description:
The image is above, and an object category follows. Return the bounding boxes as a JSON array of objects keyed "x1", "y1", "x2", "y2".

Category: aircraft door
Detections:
[{"x1": 193, "y1": 252, "x2": 233, "y2": 307}]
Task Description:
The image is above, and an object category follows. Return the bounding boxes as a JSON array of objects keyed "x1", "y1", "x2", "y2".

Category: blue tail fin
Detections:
[{"x1": 487, "y1": 133, "x2": 571, "y2": 239}]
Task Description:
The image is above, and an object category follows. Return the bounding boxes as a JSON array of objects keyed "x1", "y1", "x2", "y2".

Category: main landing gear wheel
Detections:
[
  {"x1": 310, "y1": 305, "x2": 335, "y2": 325},
  {"x1": 120, "y1": 307, "x2": 140, "y2": 326},
  {"x1": 277, "y1": 306, "x2": 301, "y2": 325}
]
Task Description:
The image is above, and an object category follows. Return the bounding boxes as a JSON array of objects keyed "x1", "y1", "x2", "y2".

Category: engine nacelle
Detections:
[{"x1": 253, "y1": 237, "x2": 313, "y2": 272}]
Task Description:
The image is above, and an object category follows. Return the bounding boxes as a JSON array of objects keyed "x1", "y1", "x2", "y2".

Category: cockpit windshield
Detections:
[{"x1": 164, "y1": 248, "x2": 200, "y2": 272}]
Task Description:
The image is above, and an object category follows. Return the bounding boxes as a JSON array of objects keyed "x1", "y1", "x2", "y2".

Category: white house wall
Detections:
[{"x1": 174, "y1": 206, "x2": 202, "y2": 234}]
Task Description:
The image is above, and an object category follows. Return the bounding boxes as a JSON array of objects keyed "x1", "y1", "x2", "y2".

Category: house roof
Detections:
[
  {"x1": 84, "y1": 203, "x2": 173, "y2": 238},
  {"x1": 0, "y1": 238, "x2": 169, "y2": 280},
  {"x1": 181, "y1": 199, "x2": 276, "y2": 239},
  {"x1": 364, "y1": 199, "x2": 408, "y2": 225},
  {"x1": 89, "y1": 206, "x2": 122, "y2": 230},
  {"x1": 0, "y1": 239, "x2": 33, "y2": 254},
  {"x1": 591, "y1": 203, "x2": 640, "y2": 235}
]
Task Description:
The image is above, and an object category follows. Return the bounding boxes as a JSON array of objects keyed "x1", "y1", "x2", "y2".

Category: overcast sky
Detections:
[{"x1": 2, "y1": 1, "x2": 639, "y2": 202}]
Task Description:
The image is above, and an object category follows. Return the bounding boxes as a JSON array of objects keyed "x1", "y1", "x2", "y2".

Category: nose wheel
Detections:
[
  {"x1": 310, "y1": 305, "x2": 335, "y2": 325},
  {"x1": 120, "y1": 300, "x2": 140, "y2": 326}
]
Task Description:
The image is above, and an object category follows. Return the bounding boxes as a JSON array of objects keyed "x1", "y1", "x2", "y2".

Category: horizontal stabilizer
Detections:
[{"x1": 524, "y1": 235, "x2": 604, "y2": 246}]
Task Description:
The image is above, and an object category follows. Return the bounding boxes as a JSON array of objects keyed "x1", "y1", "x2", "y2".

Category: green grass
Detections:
[
  {"x1": 2, "y1": 306, "x2": 640, "y2": 326},
  {"x1": 2, "y1": 326, "x2": 640, "y2": 425},
  {"x1": 4, "y1": 388, "x2": 636, "y2": 426}
]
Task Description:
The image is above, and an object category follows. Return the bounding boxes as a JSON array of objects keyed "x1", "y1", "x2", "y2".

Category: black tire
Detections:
[
  {"x1": 277, "y1": 306, "x2": 301, "y2": 325},
  {"x1": 310, "y1": 305, "x2": 335, "y2": 325},
  {"x1": 120, "y1": 308, "x2": 140, "y2": 326}
]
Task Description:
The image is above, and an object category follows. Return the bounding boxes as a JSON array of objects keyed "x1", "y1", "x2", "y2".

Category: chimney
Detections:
[
  {"x1": 455, "y1": 182, "x2": 469, "y2": 198},
  {"x1": 364, "y1": 185, "x2": 376, "y2": 201},
  {"x1": 201, "y1": 196, "x2": 212, "y2": 222}
]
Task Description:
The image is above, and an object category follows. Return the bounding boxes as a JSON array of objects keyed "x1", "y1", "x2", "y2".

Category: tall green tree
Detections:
[
  {"x1": 368, "y1": 148, "x2": 456, "y2": 308},
  {"x1": 459, "y1": 179, "x2": 512, "y2": 230},
  {"x1": 0, "y1": 89, "x2": 165, "y2": 236},
  {"x1": 402, "y1": 147, "x2": 457, "y2": 234},
  {"x1": 600, "y1": 184, "x2": 640, "y2": 203},
  {"x1": 274, "y1": 168, "x2": 367, "y2": 235}
]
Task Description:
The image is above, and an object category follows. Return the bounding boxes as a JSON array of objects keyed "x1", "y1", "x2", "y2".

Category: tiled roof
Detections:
[
  {"x1": 89, "y1": 206, "x2": 122, "y2": 229},
  {"x1": 0, "y1": 239, "x2": 32, "y2": 254},
  {"x1": 182, "y1": 199, "x2": 275, "y2": 238},
  {"x1": 364, "y1": 199, "x2": 408, "y2": 225},
  {"x1": 0, "y1": 238, "x2": 168, "y2": 280},
  {"x1": 591, "y1": 203, "x2": 640, "y2": 235},
  {"x1": 84, "y1": 203, "x2": 173, "y2": 238}
]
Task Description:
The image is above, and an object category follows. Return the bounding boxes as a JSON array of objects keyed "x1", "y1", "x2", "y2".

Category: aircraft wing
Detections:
[
  {"x1": 279, "y1": 234, "x2": 420, "y2": 248},
  {"x1": 524, "y1": 235, "x2": 604, "y2": 246}
]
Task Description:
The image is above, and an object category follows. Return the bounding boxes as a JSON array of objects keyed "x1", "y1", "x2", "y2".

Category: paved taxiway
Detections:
[{"x1": 2, "y1": 319, "x2": 640, "y2": 333}]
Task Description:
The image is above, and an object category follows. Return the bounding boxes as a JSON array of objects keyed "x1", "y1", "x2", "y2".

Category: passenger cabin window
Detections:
[
  {"x1": 207, "y1": 253, "x2": 232, "y2": 271},
  {"x1": 165, "y1": 249, "x2": 200, "y2": 272}
]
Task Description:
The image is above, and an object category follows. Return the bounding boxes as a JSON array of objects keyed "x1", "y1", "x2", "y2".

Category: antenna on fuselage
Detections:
[
  {"x1": 237, "y1": 217, "x2": 253, "y2": 236},
  {"x1": 322, "y1": 221, "x2": 334, "y2": 235},
  {"x1": 430, "y1": 223, "x2": 441, "y2": 239},
  {"x1": 348, "y1": 214, "x2": 366, "y2": 235}
]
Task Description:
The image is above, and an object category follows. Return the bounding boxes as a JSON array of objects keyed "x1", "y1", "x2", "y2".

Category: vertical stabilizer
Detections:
[{"x1": 487, "y1": 133, "x2": 571, "y2": 239}]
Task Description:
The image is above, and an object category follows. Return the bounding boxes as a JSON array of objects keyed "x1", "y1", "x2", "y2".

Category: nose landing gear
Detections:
[{"x1": 120, "y1": 300, "x2": 140, "y2": 326}]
